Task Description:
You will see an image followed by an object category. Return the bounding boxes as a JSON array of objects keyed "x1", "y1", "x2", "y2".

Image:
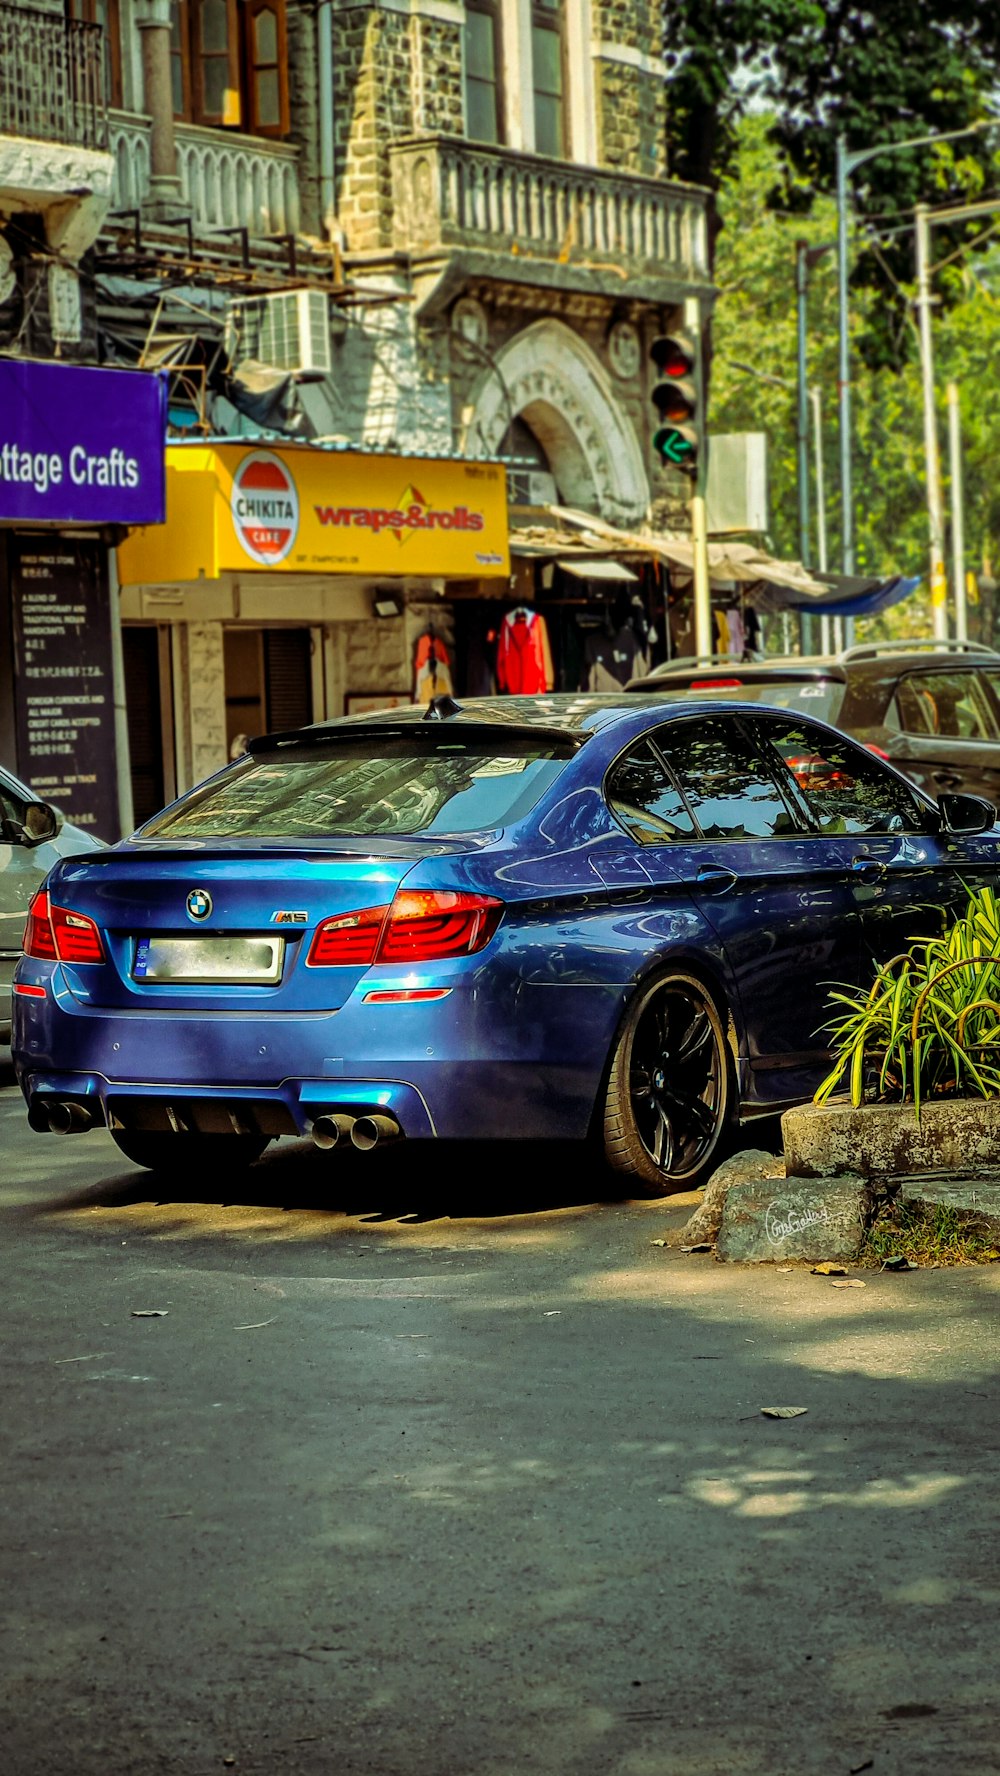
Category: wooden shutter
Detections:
[
  {"x1": 264, "y1": 629, "x2": 312, "y2": 732},
  {"x1": 244, "y1": 0, "x2": 289, "y2": 139},
  {"x1": 192, "y1": 0, "x2": 241, "y2": 127}
]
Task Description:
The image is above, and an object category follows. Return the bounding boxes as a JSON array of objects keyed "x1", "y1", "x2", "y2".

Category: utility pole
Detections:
[
  {"x1": 834, "y1": 122, "x2": 985, "y2": 632},
  {"x1": 915, "y1": 204, "x2": 949, "y2": 641},
  {"x1": 809, "y1": 386, "x2": 833, "y2": 652},
  {"x1": 685, "y1": 294, "x2": 713, "y2": 660},
  {"x1": 947, "y1": 381, "x2": 967, "y2": 642}
]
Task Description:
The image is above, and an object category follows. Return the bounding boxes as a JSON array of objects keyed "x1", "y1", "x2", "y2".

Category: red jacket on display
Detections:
[{"x1": 496, "y1": 607, "x2": 554, "y2": 694}]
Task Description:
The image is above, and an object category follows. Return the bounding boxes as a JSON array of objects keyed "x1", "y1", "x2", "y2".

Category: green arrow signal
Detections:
[{"x1": 654, "y1": 426, "x2": 696, "y2": 465}]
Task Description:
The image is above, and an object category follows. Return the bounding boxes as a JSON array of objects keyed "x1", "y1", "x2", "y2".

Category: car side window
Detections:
[
  {"x1": 654, "y1": 718, "x2": 803, "y2": 840},
  {"x1": 763, "y1": 717, "x2": 923, "y2": 835},
  {"x1": 893, "y1": 671, "x2": 998, "y2": 741},
  {"x1": 605, "y1": 740, "x2": 697, "y2": 843},
  {"x1": 0, "y1": 782, "x2": 24, "y2": 835}
]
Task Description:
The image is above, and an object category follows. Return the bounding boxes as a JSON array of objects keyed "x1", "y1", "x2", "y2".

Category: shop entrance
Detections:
[
  {"x1": 224, "y1": 627, "x2": 313, "y2": 756},
  {"x1": 123, "y1": 625, "x2": 174, "y2": 827}
]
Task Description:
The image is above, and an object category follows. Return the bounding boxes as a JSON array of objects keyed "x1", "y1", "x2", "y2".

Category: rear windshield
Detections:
[
  {"x1": 659, "y1": 678, "x2": 845, "y2": 723},
  {"x1": 141, "y1": 733, "x2": 574, "y2": 840}
]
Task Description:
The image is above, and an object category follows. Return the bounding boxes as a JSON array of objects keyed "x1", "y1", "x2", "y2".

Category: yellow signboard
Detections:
[{"x1": 117, "y1": 443, "x2": 510, "y2": 584}]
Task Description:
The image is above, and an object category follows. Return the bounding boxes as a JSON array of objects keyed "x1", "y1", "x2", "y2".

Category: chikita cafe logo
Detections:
[
  {"x1": 231, "y1": 451, "x2": 299, "y2": 566},
  {"x1": 316, "y1": 482, "x2": 485, "y2": 542}
]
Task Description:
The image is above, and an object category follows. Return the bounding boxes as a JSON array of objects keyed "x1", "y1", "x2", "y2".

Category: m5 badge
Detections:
[{"x1": 271, "y1": 910, "x2": 308, "y2": 924}]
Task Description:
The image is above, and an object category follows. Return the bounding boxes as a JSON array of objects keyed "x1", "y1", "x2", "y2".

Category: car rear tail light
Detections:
[
  {"x1": 22, "y1": 892, "x2": 105, "y2": 963},
  {"x1": 307, "y1": 890, "x2": 503, "y2": 967},
  {"x1": 306, "y1": 904, "x2": 390, "y2": 967},
  {"x1": 23, "y1": 892, "x2": 57, "y2": 960},
  {"x1": 377, "y1": 891, "x2": 503, "y2": 962},
  {"x1": 690, "y1": 678, "x2": 742, "y2": 689},
  {"x1": 865, "y1": 743, "x2": 891, "y2": 761}
]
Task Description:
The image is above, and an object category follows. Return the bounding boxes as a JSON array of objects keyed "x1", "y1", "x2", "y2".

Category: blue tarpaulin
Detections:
[{"x1": 751, "y1": 573, "x2": 922, "y2": 617}]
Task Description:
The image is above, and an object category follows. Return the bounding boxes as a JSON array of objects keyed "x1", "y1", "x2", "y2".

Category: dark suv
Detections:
[{"x1": 626, "y1": 641, "x2": 1000, "y2": 804}]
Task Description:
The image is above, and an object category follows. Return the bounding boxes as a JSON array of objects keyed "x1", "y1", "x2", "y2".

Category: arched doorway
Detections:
[{"x1": 463, "y1": 318, "x2": 649, "y2": 525}]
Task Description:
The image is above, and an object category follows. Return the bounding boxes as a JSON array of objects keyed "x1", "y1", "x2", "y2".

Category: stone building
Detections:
[{"x1": 4, "y1": 1, "x2": 712, "y2": 828}]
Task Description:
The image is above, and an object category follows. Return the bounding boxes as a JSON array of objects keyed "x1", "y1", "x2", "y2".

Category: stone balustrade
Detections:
[
  {"x1": 389, "y1": 135, "x2": 709, "y2": 279},
  {"x1": 110, "y1": 113, "x2": 300, "y2": 239}
]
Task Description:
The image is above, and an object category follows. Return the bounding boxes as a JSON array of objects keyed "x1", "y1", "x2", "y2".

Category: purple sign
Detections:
[{"x1": 0, "y1": 359, "x2": 166, "y2": 526}]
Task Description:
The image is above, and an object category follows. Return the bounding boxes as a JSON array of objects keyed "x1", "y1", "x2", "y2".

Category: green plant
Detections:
[
  {"x1": 815, "y1": 887, "x2": 1000, "y2": 1110},
  {"x1": 863, "y1": 1200, "x2": 1000, "y2": 1266}
]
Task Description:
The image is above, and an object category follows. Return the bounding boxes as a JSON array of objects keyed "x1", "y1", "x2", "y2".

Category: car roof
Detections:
[{"x1": 628, "y1": 647, "x2": 1000, "y2": 694}]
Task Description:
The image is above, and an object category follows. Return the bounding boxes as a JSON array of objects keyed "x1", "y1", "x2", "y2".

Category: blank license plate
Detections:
[{"x1": 133, "y1": 936, "x2": 285, "y2": 983}]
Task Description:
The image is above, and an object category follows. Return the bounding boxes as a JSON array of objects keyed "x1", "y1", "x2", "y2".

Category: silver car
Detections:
[{"x1": 0, "y1": 766, "x2": 105, "y2": 1043}]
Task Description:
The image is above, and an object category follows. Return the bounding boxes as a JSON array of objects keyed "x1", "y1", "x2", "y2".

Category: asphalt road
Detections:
[{"x1": 2, "y1": 1074, "x2": 1000, "y2": 1776}]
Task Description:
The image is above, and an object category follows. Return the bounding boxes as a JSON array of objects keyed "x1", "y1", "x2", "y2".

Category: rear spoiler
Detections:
[{"x1": 249, "y1": 721, "x2": 589, "y2": 755}]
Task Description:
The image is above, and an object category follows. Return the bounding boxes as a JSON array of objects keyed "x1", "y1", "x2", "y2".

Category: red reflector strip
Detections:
[
  {"x1": 865, "y1": 743, "x2": 891, "y2": 760},
  {"x1": 690, "y1": 678, "x2": 741, "y2": 689},
  {"x1": 362, "y1": 988, "x2": 453, "y2": 1004},
  {"x1": 13, "y1": 983, "x2": 47, "y2": 998}
]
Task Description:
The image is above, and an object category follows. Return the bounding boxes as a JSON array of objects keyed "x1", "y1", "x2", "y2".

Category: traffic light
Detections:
[{"x1": 651, "y1": 333, "x2": 698, "y2": 472}]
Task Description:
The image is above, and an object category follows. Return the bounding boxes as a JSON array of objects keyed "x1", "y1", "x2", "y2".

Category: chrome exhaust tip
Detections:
[
  {"x1": 47, "y1": 1100, "x2": 94, "y2": 1135},
  {"x1": 311, "y1": 1113, "x2": 355, "y2": 1151},
  {"x1": 350, "y1": 1113, "x2": 401, "y2": 1152}
]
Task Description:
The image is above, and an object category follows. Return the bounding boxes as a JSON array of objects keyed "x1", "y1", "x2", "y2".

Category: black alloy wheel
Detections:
[
  {"x1": 110, "y1": 1131, "x2": 269, "y2": 1173},
  {"x1": 603, "y1": 971, "x2": 732, "y2": 1193}
]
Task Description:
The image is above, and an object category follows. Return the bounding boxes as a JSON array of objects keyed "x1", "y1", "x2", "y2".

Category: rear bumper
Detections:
[
  {"x1": 22, "y1": 1071, "x2": 436, "y2": 1139},
  {"x1": 12, "y1": 967, "x2": 622, "y2": 1141}
]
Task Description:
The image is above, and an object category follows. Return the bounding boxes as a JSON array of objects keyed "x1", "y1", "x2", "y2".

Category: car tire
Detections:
[
  {"x1": 110, "y1": 1131, "x2": 269, "y2": 1172},
  {"x1": 603, "y1": 970, "x2": 733, "y2": 1194}
]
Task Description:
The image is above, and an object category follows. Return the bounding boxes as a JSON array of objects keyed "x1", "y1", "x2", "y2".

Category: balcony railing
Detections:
[
  {"x1": 389, "y1": 135, "x2": 710, "y2": 280},
  {"x1": 110, "y1": 114, "x2": 300, "y2": 239},
  {"x1": 0, "y1": 3, "x2": 107, "y2": 151}
]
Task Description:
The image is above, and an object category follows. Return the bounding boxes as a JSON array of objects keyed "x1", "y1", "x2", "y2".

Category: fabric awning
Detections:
[
  {"x1": 512, "y1": 506, "x2": 917, "y2": 610},
  {"x1": 556, "y1": 558, "x2": 639, "y2": 582}
]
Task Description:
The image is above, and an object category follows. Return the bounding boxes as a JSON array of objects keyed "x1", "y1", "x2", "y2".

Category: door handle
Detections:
[
  {"x1": 851, "y1": 856, "x2": 888, "y2": 881},
  {"x1": 933, "y1": 771, "x2": 962, "y2": 790},
  {"x1": 693, "y1": 865, "x2": 737, "y2": 895}
]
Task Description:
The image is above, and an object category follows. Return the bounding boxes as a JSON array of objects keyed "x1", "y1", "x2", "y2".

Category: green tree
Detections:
[
  {"x1": 710, "y1": 117, "x2": 1000, "y2": 639},
  {"x1": 663, "y1": 0, "x2": 999, "y2": 362}
]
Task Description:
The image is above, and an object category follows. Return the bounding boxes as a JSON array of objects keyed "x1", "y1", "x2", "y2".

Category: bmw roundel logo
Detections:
[{"x1": 186, "y1": 888, "x2": 213, "y2": 921}]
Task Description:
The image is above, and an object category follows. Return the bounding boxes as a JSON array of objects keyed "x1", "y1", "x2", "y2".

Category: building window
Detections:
[
  {"x1": 67, "y1": 0, "x2": 123, "y2": 108},
  {"x1": 532, "y1": 0, "x2": 565, "y2": 158},
  {"x1": 171, "y1": 0, "x2": 289, "y2": 136},
  {"x1": 465, "y1": 0, "x2": 503, "y2": 144}
]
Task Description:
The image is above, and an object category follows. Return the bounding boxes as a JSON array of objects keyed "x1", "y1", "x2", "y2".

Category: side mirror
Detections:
[
  {"x1": 21, "y1": 800, "x2": 60, "y2": 847},
  {"x1": 938, "y1": 792, "x2": 996, "y2": 836}
]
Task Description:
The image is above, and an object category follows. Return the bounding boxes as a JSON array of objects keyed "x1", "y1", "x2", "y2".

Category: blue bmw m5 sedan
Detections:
[{"x1": 11, "y1": 693, "x2": 1000, "y2": 1193}]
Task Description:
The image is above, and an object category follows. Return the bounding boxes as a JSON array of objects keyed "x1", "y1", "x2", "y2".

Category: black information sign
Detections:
[{"x1": 11, "y1": 537, "x2": 119, "y2": 841}]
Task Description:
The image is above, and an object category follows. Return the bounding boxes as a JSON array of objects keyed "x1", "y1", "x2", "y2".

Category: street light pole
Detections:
[
  {"x1": 835, "y1": 135, "x2": 854, "y2": 577},
  {"x1": 914, "y1": 203, "x2": 949, "y2": 640},
  {"x1": 795, "y1": 240, "x2": 814, "y2": 653}
]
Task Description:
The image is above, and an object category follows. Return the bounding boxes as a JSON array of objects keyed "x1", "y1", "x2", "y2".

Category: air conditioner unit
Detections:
[
  {"x1": 506, "y1": 467, "x2": 557, "y2": 507},
  {"x1": 225, "y1": 289, "x2": 333, "y2": 381}
]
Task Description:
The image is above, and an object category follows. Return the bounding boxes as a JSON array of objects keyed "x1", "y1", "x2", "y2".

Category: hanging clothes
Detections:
[
  {"x1": 582, "y1": 625, "x2": 649, "y2": 690},
  {"x1": 496, "y1": 607, "x2": 554, "y2": 694},
  {"x1": 413, "y1": 630, "x2": 454, "y2": 704}
]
